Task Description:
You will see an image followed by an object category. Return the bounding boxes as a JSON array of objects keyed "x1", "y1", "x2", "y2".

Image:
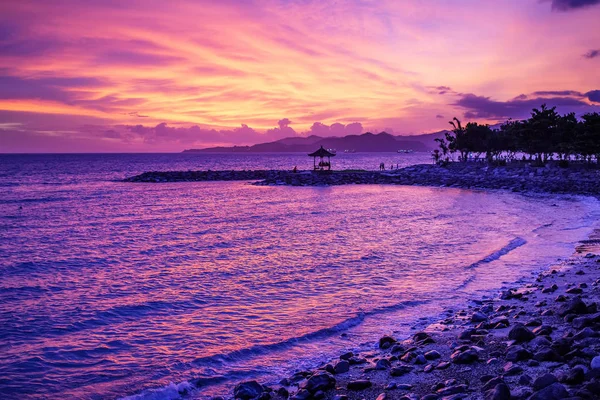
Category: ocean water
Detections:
[{"x1": 1, "y1": 153, "x2": 599, "y2": 400}]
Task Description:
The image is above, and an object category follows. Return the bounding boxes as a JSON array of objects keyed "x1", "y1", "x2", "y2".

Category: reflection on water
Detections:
[{"x1": 0, "y1": 154, "x2": 598, "y2": 399}]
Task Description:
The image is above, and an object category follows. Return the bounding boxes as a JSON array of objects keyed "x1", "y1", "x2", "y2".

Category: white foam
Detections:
[{"x1": 120, "y1": 381, "x2": 194, "y2": 400}]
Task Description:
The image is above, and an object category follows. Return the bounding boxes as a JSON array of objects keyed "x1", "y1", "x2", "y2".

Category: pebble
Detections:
[{"x1": 347, "y1": 380, "x2": 372, "y2": 391}]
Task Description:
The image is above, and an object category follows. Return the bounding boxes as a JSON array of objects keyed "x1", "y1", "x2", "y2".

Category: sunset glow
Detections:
[{"x1": 1, "y1": 0, "x2": 599, "y2": 151}]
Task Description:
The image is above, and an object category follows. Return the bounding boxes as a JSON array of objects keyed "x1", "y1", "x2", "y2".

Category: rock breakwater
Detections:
[{"x1": 124, "y1": 163, "x2": 600, "y2": 196}]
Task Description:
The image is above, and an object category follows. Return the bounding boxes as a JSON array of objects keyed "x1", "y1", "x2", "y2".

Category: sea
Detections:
[{"x1": 1, "y1": 153, "x2": 599, "y2": 400}]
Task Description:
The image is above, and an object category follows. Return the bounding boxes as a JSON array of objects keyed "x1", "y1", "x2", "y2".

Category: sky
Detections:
[{"x1": 0, "y1": 0, "x2": 599, "y2": 152}]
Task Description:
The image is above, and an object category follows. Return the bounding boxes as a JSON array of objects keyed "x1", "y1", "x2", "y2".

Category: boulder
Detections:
[
  {"x1": 300, "y1": 373, "x2": 336, "y2": 394},
  {"x1": 591, "y1": 356, "x2": 600, "y2": 370},
  {"x1": 379, "y1": 336, "x2": 396, "y2": 349},
  {"x1": 347, "y1": 380, "x2": 372, "y2": 391},
  {"x1": 529, "y1": 382, "x2": 569, "y2": 400},
  {"x1": 485, "y1": 383, "x2": 510, "y2": 400},
  {"x1": 508, "y1": 325, "x2": 535, "y2": 343},
  {"x1": 558, "y1": 297, "x2": 587, "y2": 317},
  {"x1": 334, "y1": 360, "x2": 350, "y2": 374},
  {"x1": 451, "y1": 348, "x2": 479, "y2": 364},
  {"x1": 505, "y1": 346, "x2": 532, "y2": 362},
  {"x1": 472, "y1": 312, "x2": 488, "y2": 323},
  {"x1": 533, "y1": 374, "x2": 557, "y2": 391},
  {"x1": 234, "y1": 381, "x2": 264, "y2": 400}
]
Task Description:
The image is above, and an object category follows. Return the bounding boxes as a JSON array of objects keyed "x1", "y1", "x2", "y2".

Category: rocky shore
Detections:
[
  {"x1": 124, "y1": 163, "x2": 600, "y2": 196},
  {"x1": 230, "y1": 249, "x2": 600, "y2": 400}
]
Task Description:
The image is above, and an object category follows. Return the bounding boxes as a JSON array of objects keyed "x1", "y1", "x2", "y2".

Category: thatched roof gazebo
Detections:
[{"x1": 308, "y1": 146, "x2": 336, "y2": 171}]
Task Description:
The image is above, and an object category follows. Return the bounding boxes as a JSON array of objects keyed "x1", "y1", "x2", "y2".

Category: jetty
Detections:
[{"x1": 123, "y1": 163, "x2": 600, "y2": 196}]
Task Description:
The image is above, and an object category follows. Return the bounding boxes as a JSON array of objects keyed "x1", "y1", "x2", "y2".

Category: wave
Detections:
[
  {"x1": 464, "y1": 237, "x2": 527, "y2": 270},
  {"x1": 456, "y1": 237, "x2": 527, "y2": 291},
  {"x1": 191, "y1": 299, "x2": 428, "y2": 368}
]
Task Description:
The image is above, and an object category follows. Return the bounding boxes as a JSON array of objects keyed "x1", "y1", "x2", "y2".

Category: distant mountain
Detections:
[{"x1": 183, "y1": 131, "x2": 450, "y2": 153}]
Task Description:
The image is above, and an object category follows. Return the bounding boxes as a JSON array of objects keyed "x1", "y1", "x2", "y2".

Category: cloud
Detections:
[
  {"x1": 583, "y1": 49, "x2": 600, "y2": 59},
  {"x1": 455, "y1": 92, "x2": 596, "y2": 120},
  {"x1": 587, "y1": 90, "x2": 600, "y2": 103},
  {"x1": 435, "y1": 114, "x2": 444, "y2": 119},
  {"x1": 308, "y1": 121, "x2": 363, "y2": 136},
  {"x1": 551, "y1": 0, "x2": 600, "y2": 11},
  {"x1": 532, "y1": 90, "x2": 583, "y2": 96},
  {"x1": 96, "y1": 50, "x2": 184, "y2": 66}
]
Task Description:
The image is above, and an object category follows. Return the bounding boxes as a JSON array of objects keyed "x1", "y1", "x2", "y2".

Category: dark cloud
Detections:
[
  {"x1": 435, "y1": 114, "x2": 444, "y2": 119},
  {"x1": 587, "y1": 90, "x2": 600, "y2": 103},
  {"x1": 583, "y1": 49, "x2": 599, "y2": 59},
  {"x1": 533, "y1": 90, "x2": 583, "y2": 96},
  {"x1": 551, "y1": 0, "x2": 600, "y2": 11},
  {"x1": 455, "y1": 93, "x2": 595, "y2": 120},
  {"x1": 0, "y1": 75, "x2": 104, "y2": 102}
]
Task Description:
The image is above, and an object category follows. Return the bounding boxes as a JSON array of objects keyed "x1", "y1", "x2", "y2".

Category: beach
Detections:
[{"x1": 231, "y1": 239, "x2": 600, "y2": 400}]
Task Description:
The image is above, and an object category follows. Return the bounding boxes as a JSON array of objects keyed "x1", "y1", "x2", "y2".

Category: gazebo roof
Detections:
[{"x1": 308, "y1": 146, "x2": 336, "y2": 157}]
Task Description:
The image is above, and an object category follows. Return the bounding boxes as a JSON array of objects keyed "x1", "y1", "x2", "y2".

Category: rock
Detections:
[
  {"x1": 424, "y1": 364, "x2": 434, "y2": 372},
  {"x1": 333, "y1": 395, "x2": 348, "y2": 400},
  {"x1": 472, "y1": 312, "x2": 488, "y2": 322},
  {"x1": 534, "y1": 347, "x2": 562, "y2": 362},
  {"x1": 415, "y1": 355, "x2": 427, "y2": 365},
  {"x1": 300, "y1": 373, "x2": 336, "y2": 394},
  {"x1": 437, "y1": 384, "x2": 467, "y2": 396},
  {"x1": 425, "y1": 350, "x2": 441, "y2": 360},
  {"x1": 459, "y1": 329, "x2": 476, "y2": 340},
  {"x1": 533, "y1": 325, "x2": 553, "y2": 336},
  {"x1": 234, "y1": 381, "x2": 264, "y2": 400},
  {"x1": 533, "y1": 374, "x2": 558, "y2": 391},
  {"x1": 451, "y1": 348, "x2": 479, "y2": 364},
  {"x1": 483, "y1": 377, "x2": 505, "y2": 391},
  {"x1": 376, "y1": 393, "x2": 387, "y2": 400},
  {"x1": 397, "y1": 384, "x2": 413, "y2": 390},
  {"x1": 485, "y1": 383, "x2": 510, "y2": 400},
  {"x1": 529, "y1": 382, "x2": 569, "y2": 400},
  {"x1": 277, "y1": 388, "x2": 289, "y2": 397},
  {"x1": 334, "y1": 360, "x2": 350, "y2": 374},
  {"x1": 347, "y1": 380, "x2": 371, "y2": 391},
  {"x1": 566, "y1": 287, "x2": 583, "y2": 294},
  {"x1": 437, "y1": 361, "x2": 450, "y2": 370},
  {"x1": 339, "y1": 352, "x2": 353, "y2": 360},
  {"x1": 391, "y1": 365, "x2": 413, "y2": 376},
  {"x1": 376, "y1": 359, "x2": 391, "y2": 370},
  {"x1": 391, "y1": 344, "x2": 405, "y2": 353},
  {"x1": 508, "y1": 325, "x2": 535, "y2": 342},
  {"x1": 413, "y1": 332, "x2": 434, "y2": 344},
  {"x1": 379, "y1": 336, "x2": 396, "y2": 349},
  {"x1": 558, "y1": 297, "x2": 587, "y2": 316},
  {"x1": 573, "y1": 327, "x2": 596, "y2": 341},
  {"x1": 290, "y1": 389, "x2": 310, "y2": 400},
  {"x1": 560, "y1": 366, "x2": 585, "y2": 385},
  {"x1": 530, "y1": 336, "x2": 552, "y2": 350},
  {"x1": 505, "y1": 346, "x2": 532, "y2": 362},
  {"x1": 385, "y1": 382, "x2": 397, "y2": 390},
  {"x1": 519, "y1": 375, "x2": 532, "y2": 385},
  {"x1": 591, "y1": 356, "x2": 600, "y2": 370},
  {"x1": 503, "y1": 362, "x2": 523, "y2": 376}
]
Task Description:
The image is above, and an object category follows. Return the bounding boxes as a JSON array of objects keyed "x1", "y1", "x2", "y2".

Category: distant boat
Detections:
[
  {"x1": 327, "y1": 148, "x2": 337, "y2": 154},
  {"x1": 344, "y1": 149, "x2": 356, "y2": 153},
  {"x1": 397, "y1": 149, "x2": 414, "y2": 153}
]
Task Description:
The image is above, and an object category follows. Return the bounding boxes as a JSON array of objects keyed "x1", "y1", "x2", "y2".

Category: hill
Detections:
[{"x1": 183, "y1": 131, "x2": 449, "y2": 153}]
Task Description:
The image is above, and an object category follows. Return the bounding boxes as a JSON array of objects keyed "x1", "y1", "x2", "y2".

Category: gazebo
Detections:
[{"x1": 308, "y1": 146, "x2": 336, "y2": 171}]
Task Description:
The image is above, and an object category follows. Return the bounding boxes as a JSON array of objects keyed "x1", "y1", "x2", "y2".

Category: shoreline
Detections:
[
  {"x1": 225, "y1": 236, "x2": 600, "y2": 400},
  {"x1": 120, "y1": 165, "x2": 600, "y2": 400},
  {"x1": 123, "y1": 163, "x2": 600, "y2": 196}
]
